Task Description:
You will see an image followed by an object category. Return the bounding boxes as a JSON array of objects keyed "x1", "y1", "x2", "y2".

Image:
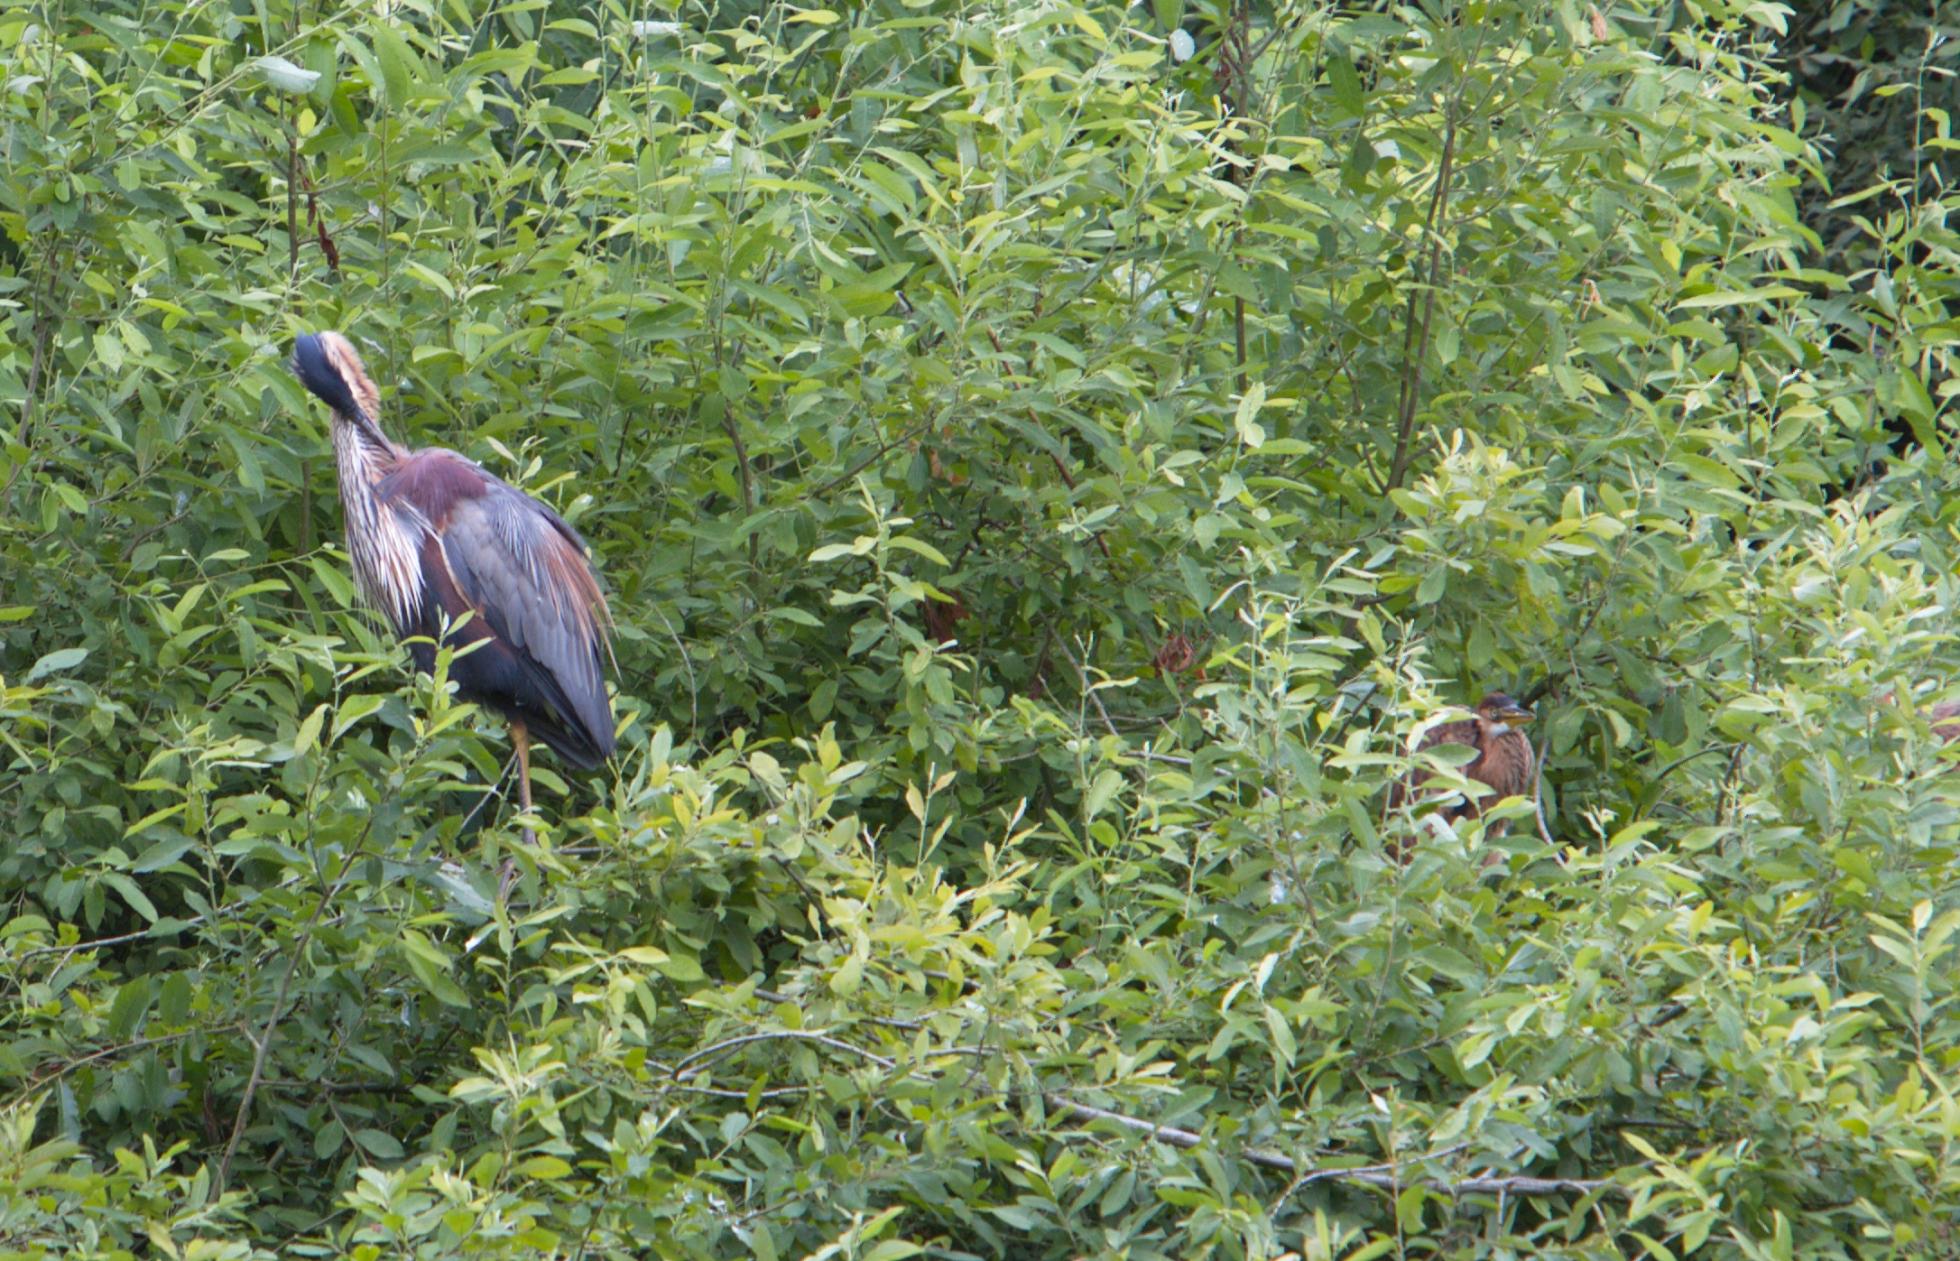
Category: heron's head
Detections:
[
  {"x1": 1477, "y1": 692, "x2": 1534, "y2": 728},
  {"x1": 291, "y1": 331, "x2": 385, "y2": 438}
]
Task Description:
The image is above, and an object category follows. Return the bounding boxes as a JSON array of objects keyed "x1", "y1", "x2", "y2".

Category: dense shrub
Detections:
[{"x1": 1, "y1": 0, "x2": 1957, "y2": 1256}]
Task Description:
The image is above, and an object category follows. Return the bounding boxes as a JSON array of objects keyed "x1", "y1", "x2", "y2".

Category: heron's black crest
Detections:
[{"x1": 291, "y1": 332, "x2": 367, "y2": 422}]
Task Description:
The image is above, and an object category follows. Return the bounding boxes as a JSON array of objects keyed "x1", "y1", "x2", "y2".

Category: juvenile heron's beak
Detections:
[{"x1": 1498, "y1": 702, "x2": 1534, "y2": 728}]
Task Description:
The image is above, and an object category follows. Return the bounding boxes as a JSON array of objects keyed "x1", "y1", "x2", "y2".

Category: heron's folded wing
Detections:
[{"x1": 438, "y1": 487, "x2": 614, "y2": 758}]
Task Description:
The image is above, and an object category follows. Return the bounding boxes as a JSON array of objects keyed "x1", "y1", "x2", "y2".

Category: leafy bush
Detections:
[{"x1": 2, "y1": 0, "x2": 1958, "y2": 1256}]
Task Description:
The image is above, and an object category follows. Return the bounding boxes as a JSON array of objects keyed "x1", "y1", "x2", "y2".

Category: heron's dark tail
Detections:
[
  {"x1": 291, "y1": 332, "x2": 370, "y2": 422},
  {"x1": 524, "y1": 704, "x2": 615, "y2": 771}
]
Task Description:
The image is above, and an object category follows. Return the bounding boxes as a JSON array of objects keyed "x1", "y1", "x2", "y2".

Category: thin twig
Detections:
[
  {"x1": 984, "y1": 327, "x2": 1112, "y2": 560},
  {"x1": 1636, "y1": 745, "x2": 1736, "y2": 819},
  {"x1": 672, "y1": 1029, "x2": 897, "y2": 1079},
  {"x1": 1531, "y1": 727, "x2": 1556, "y2": 849},
  {"x1": 627, "y1": 981, "x2": 1630, "y2": 1204},
  {"x1": 457, "y1": 746, "x2": 520, "y2": 836},
  {"x1": 720, "y1": 406, "x2": 757, "y2": 569},
  {"x1": 4, "y1": 242, "x2": 64, "y2": 503},
  {"x1": 1058, "y1": 639, "x2": 1120, "y2": 738},
  {"x1": 23, "y1": 914, "x2": 207, "y2": 961},
  {"x1": 286, "y1": 114, "x2": 300, "y2": 276},
  {"x1": 21, "y1": 1031, "x2": 200, "y2": 1094},
  {"x1": 1046, "y1": 1095, "x2": 1621, "y2": 1198},
  {"x1": 748, "y1": 989, "x2": 924, "y2": 1031},
  {"x1": 119, "y1": 508, "x2": 191, "y2": 562},
  {"x1": 809, "y1": 417, "x2": 938, "y2": 498}
]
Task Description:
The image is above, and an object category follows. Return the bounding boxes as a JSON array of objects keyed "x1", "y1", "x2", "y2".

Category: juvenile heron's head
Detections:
[{"x1": 1477, "y1": 693, "x2": 1534, "y2": 729}]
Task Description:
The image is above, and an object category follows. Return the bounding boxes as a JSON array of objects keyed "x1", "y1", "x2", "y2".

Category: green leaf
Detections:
[
  {"x1": 1233, "y1": 382, "x2": 1267, "y2": 449},
  {"x1": 309, "y1": 557, "x2": 357, "y2": 608},
  {"x1": 105, "y1": 977, "x2": 156, "y2": 1040},
  {"x1": 353, "y1": 1129, "x2": 406, "y2": 1159},
  {"x1": 516, "y1": 1155, "x2": 573, "y2": 1179},
  {"x1": 831, "y1": 951, "x2": 863, "y2": 996},
  {"x1": 26, "y1": 647, "x2": 88, "y2": 681},
  {"x1": 1082, "y1": 768, "x2": 1124, "y2": 821},
  {"x1": 1327, "y1": 55, "x2": 1365, "y2": 117},
  {"x1": 100, "y1": 873, "x2": 158, "y2": 923},
  {"x1": 370, "y1": 22, "x2": 420, "y2": 107},
  {"x1": 403, "y1": 260, "x2": 456, "y2": 301},
  {"x1": 864, "y1": 1244, "x2": 922, "y2": 1261},
  {"x1": 886, "y1": 535, "x2": 950, "y2": 566},
  {"x1": 293, "y1": 703, "x2": 328, "y2": 758},
  {"x1": 331, "y1": 694, "x2": 388, "y2": 742}
]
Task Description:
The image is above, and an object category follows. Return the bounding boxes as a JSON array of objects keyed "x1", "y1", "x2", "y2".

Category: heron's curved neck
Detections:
[
  {"x1": 331, "y1": 412, "x2": 404, "y2": 487},
  {"x1": 330, "y1": 414, "x2": 421, "y2": 632}
]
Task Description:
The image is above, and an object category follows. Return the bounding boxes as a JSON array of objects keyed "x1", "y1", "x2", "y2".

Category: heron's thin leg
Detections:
[
  {"x1": 513, "y1": 719, "x2": 535, "y2": 847},
  {"x1": 500, "y1": 719, "x2": 534, "y2": 904}
]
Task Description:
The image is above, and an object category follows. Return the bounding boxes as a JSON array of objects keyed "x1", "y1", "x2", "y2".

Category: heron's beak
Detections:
[{"x1": 1498, "y1": 703, "x2": 1534, "y2": 728}]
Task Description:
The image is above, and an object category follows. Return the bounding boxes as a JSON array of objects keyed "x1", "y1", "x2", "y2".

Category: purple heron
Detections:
[{"x1": 291, "y1": 331, "x2": 614, "y2": 846}]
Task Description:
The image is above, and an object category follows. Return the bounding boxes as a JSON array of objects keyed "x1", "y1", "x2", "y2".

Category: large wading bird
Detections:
[
  {"x1": 1387, "y1": 692, "x2": 1536, "y2": 860},
  {"x1": 291, "y1": 331, "x2": 615, "y2": 846}
]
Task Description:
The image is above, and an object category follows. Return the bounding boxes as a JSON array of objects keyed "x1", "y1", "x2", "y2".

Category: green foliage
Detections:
[{"x1": 2, "y1": 0, "x2": 1959, "y2": 1255}]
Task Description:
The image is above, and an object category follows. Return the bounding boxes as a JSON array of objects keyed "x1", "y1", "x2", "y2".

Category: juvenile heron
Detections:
[
  {"x1": 1387, "y1": 692, "x2": 1536, "y2": 860},
  {"x1": 291, "y1": 331, "x2": 614, "y2": 847},
  {"x1": 1919, "y1": 700, "x2": 1960, "y2": 744}
]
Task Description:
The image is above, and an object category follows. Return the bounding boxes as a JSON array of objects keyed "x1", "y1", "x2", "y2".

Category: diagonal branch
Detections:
[{"x1": 217, "y1": 813, "x2": 381, "y2": 1192}]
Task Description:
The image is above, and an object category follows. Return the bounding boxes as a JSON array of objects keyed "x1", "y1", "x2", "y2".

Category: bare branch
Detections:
[
  {"x1": 673, "y1": 1029, "x2": 897, "y2": 1078},
  {"x1": 1045, "y1": 1094, "x2": 1622, "y2": 1200}
]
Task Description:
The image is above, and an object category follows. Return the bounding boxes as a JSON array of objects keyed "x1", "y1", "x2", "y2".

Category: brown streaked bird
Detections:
[
  {"x1": 291, "y1": 331, "x2": 614, "y2": 848},
  {"x1": 1387, "y1": 692, "x2": 1536, "y2": 860},
  {"x1": 1895, "y1": 696, "x2": 1960, "y2": 745}
]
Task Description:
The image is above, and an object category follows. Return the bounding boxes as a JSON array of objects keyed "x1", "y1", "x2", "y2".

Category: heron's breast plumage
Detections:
[
  {"x1": 1469, "y1": 724, "x2": 1535, "y2": 802},
  {"x1": 331, "y1": 418, "x2": 425, "y2": 635}
]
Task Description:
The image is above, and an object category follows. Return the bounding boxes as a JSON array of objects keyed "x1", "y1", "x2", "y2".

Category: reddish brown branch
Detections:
[{"x1": 1386, "y1": 114, "x2": 1459, "y2": 493}]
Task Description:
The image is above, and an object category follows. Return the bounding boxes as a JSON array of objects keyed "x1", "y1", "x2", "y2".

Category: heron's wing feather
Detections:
[
  {"x1": 1416, "y1": 718, "x2": 1479, "y2": 752},
  {"x1": 1469, "y1": 729, "x2": 1535, "y2": 799},
  {"x1": 440, "y1": 487, "x2": 614, "y2": 761}
]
